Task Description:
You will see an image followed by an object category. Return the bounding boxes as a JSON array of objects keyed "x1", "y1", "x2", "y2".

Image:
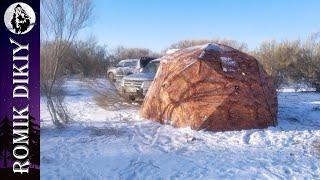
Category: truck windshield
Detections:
[
  {"x1": 123, "y1": 61, "x2": 137, "y2": 67},
  {"x1": 142, "y1": 61, "x2": 160, "y2": 73}
]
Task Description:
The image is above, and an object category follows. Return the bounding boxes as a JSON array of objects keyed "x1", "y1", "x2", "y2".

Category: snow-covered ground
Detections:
[
  {"x1": 40, "y1": 78, "x2": 320, "y2": 180},
  {"x1": 277, "y1": 83, "x2": 317, "y2": 92}
]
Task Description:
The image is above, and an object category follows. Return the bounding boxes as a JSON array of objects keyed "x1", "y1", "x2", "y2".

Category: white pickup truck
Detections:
[
  {"x1": 120, "y1": 59, "x2": 160, "y2": 101},
  {"x1": 107, "y1": 57, "x2": 155, "y2": 82}
]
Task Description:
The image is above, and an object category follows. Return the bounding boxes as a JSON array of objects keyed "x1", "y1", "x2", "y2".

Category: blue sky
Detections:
[{"x1": 79, "y1": 0, "x2": 320, "y2": 52}]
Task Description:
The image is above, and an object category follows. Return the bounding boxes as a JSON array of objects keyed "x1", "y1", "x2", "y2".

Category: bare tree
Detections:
[
  {"x1": 300, "y1": 32, "x2": 320, "y2": 91},
  {"x1": 41, "y1": 0, "x2": 93, "y2": 126},
  {"x1": 253, "y1": 31, "x2": 320, "y2": 90},
  {"x1": 66, "y1": 38, "x2": 108, "y2": 77},
  {"x1": 253, "y1": 39, "x2": 302, "y2": 87}
]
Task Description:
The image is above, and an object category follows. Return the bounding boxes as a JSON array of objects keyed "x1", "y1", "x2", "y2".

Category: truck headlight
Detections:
[{"x1": 141, "y1": 81, "x2": 152, "y2": 89}]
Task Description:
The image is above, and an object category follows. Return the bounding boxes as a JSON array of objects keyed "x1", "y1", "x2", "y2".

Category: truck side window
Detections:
[
  {"x1": 124, "y1": 61, "x2": 137, "y2": 67},
  {"x1": 117, "y1": 62, "x2": 124, "y2": 67}
]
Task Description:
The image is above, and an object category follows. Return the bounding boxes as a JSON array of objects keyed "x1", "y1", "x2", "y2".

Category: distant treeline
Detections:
[
  {"x1": 253, "y1": 37, "x2": 320, "y2": 91},
  {"x1": 41, "y1": 34, "x2": 320, "y2": 91},
  {"x1": 41, "y1": 39, "x2": 160, "y2": 78}
]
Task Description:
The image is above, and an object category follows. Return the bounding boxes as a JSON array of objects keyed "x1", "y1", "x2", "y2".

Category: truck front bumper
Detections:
[{"x1": 121, "y1": 86, "x2": 147, "y2": 101}]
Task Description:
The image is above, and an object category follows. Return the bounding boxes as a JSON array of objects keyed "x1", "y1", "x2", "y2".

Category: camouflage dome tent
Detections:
[{"x1": 140, "y1": 43, "x2": 277, "y2": 131}]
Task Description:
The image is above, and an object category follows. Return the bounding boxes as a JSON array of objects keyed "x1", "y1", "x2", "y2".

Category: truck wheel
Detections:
[
  {"x1": 122, "y1": 93, "x2": 135, "y2": 103},
  {"x1": 108, "y1": 73, "x2": 115, "y2": 82}
]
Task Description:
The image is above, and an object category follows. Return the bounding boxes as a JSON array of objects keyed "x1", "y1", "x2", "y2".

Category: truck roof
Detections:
[
  {"x1": 150, "y1": 58, "x2": 162, "y2": 62},
  {"x1": 119, "y1": 59, "x2": 139, "y2": 63}
]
